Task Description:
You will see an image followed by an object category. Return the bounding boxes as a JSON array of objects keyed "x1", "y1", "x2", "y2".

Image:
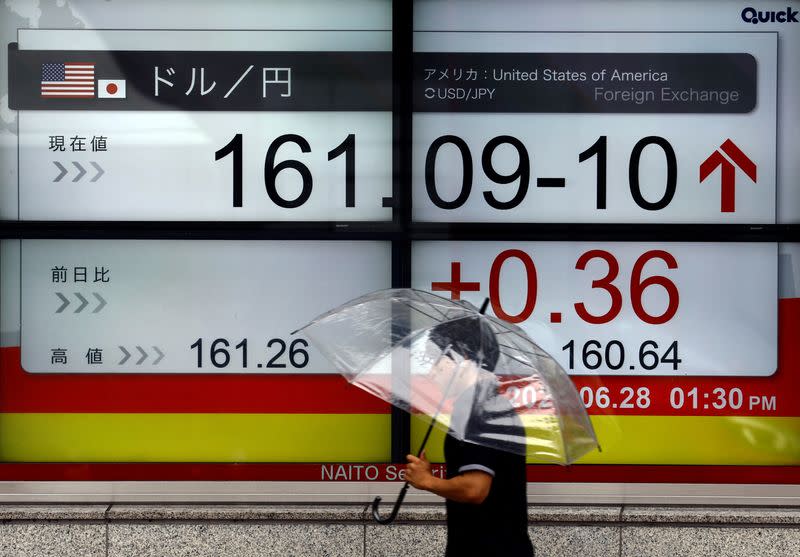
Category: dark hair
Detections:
[{"x1": 429, "y1": 317, "x2": 500, "y2": 372}]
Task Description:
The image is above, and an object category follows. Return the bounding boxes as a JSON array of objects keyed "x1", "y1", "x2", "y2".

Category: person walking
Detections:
[{"x1": 405, "y1": 317, "x2": 535, "y2": 557}]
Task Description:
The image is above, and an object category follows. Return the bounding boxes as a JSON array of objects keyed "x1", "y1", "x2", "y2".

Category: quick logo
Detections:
[{"x1": 741, "y1": 6, "x2": 799, "y2": 24}]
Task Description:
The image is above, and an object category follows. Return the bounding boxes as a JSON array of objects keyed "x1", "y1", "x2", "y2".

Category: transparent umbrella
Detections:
[{"x1": 293, "y1": 288, "x2": 599, "y2": 523}]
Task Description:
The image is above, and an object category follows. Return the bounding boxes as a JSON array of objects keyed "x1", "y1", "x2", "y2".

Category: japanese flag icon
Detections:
[{"x1": 98, "y1": 79, "x2": 126, "y2": 99}]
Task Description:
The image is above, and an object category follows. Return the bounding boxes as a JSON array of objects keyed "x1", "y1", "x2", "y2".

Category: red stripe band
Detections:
[
  {"x1": 0, "y1": 462, "x2": 795, "y2": 484},
  {"x1": 1, "y1": 298, "x2": 797, "y2": 415}
]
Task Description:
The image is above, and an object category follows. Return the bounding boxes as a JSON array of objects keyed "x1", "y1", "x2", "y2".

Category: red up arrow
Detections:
[{"x1": 699, "y1": 139, "x2": 757, "y2": 213}]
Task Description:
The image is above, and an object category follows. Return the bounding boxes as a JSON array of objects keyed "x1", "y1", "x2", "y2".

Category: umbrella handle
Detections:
[
  {"x1": 371, "y1": 483, "x2": 409, "y2": 525},
  {"x1": 371, "y1": 342, "x2": 463, "y2": 525}
]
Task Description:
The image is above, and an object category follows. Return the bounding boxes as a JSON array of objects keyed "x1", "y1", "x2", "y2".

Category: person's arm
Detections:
[{"x1": 405, "y1": 452, "x2": 492, "y2": 504}]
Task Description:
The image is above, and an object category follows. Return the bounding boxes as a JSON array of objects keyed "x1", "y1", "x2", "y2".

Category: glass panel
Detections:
[
  {"x1": 0, "y1": 239, "x2": 393, "y2": 462},
  {"x1": 2, "y1": 0, "x2": 393, "y2": 221}
]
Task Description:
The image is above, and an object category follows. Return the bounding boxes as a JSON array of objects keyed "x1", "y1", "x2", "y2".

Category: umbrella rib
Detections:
[
  {"x1": 498, "y1": 349, "x2": 539, "y2": 370},
  {"x1": 402, "y1": 302, "x2": 446, "y2": 324},
  {"x1": 346, "y1": 324, "x2": 444, "y2": 385},
  {"x1": 489, "y1": 317, "x2": 546, "y2": 347},
  {"x1": 409, "y1": 289, "x2": 450, "y2": 320},
  {"x1": 442, "y1": 307, "x2": 464, "y2": 320},
  {"x1": 290, "y1": 291, "x2": 388, "y2": 335},
  {"x1": 411, "y1": 289, "x2": 489, "y2": 322},
  {"x1": 293, "y1": 289, "x2": 446, "y2": 335},
  {"x1": 497, "y1": 342, "x2": 540, "y2": 357}
]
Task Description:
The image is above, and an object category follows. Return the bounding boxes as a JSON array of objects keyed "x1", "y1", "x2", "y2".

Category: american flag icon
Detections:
[{"x1": 41, "y1": 62, "x2": 95, "y2": 98}]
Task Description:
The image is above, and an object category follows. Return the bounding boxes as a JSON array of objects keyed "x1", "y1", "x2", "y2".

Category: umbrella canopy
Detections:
[{"x1": 294, "y1": 288, "x2": 599, "y2": 465}]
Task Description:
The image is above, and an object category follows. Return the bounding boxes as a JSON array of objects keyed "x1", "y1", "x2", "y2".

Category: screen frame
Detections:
[{"x1": 0, "y1": 1, "x2": 798, "y2": 504}]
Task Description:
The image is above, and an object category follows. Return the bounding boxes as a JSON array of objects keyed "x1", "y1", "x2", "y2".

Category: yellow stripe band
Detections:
[
  {"x1": 411, "y1": 415, "x2": 800, "y2": 466},
  {"x1": 2, "y1": 413, "x2": 798, "y2": 465},
  {"x1": 0, "y1": 413, "x2": 390, "y2": 462}
]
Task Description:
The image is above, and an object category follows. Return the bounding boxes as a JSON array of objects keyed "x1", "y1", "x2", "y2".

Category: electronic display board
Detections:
[
  {"x1": 409, "y1": 0, "x2": 800, "y2": 471},
  {"x1": 413, "y1": 241, "x2": 776, "y2": 376},
  {"x1": 19, "y1": 239, "x2": 391, "y2": 374},
  {"x1": 412, "y1": 242, "x2": 800, "y2": 466},
  {"x1": 3, "y1": 2, "x2": 392, "y2": 221},
  {"x1": 414, "y1": 33, "x2": 775, "y2": 223},
  {"x1": 0, "y1": 0, "x2": 798, "y2": 489},
  {"x1": 413, "y1": 0, "x2": 800, "y2": 224},
  {"x1": 0, "y1": 239, "x2": 393, "y2": 462},
  {"x1": 0, "y1": 0, "x2": 396, "y2": 468}
]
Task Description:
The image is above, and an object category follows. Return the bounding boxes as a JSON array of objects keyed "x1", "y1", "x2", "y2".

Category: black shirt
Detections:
[{"x1": 443, "y1": 381, "x2": 534, "y2": 557}]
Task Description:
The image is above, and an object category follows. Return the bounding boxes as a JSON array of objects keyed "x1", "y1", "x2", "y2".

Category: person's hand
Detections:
[{"x1": 405, "y1": 450, "x2": 434, "y2": 491}]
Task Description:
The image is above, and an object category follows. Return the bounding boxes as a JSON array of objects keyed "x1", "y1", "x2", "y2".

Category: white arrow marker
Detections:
[
  {"x1": 72, "y1": 162, "x2": 86, "y2": 182},
  {"x1": 90, "y1": 162, "x2": 105, "y2": 182},
  {"x1": 55, "y1": 292, "x2": 70, "y2": 313},
  {"x1": 74, "y1": 293, "x2": 88, "y2": 313},
  {"x1": 53, "y1": 162, "x2": 68, "y2": 182},
  {"x1": 136, "y1": 345, "x2": 147, "y2": 365},
  {"x1": 93, "y1": 293, "x2": 107, "y2": 313}
]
